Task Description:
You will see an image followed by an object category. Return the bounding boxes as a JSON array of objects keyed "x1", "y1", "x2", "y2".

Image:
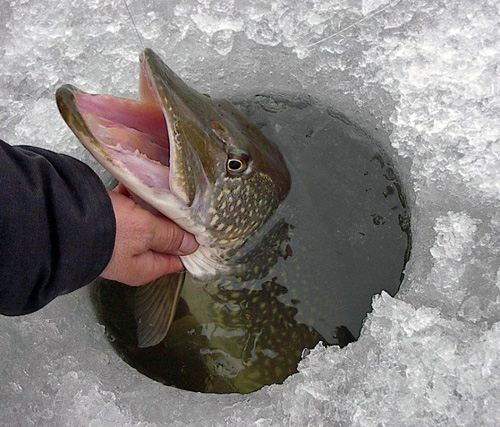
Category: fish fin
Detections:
[{"x1": 134, "y1": 272, "x2": 185, "y2": 348}]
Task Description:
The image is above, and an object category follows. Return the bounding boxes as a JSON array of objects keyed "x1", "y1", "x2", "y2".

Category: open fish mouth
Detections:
[
  {"x1": 56, "y1": 48, "x2": 291, "y2": 280},
  {"x1": 69, "y1": 91, "x2": 171, "y2": 190},
  {"x1": 56, "y1": 49, "x2": 232, "y2": 277},
  {"x1": 56, "y1": 53, "x2": 176, "y2": 200}
]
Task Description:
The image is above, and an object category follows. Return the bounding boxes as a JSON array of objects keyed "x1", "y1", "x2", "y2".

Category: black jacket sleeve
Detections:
[{"x1": 0, "y1": 140, "x2": 116, "y2": 315}]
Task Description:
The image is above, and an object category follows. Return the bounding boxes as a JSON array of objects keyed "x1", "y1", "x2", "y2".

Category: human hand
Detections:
[{"x1": 100, "y1": 185, "x2": 198, "y2": 286}]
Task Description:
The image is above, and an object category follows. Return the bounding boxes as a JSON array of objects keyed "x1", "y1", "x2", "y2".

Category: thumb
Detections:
[
  {"x1": 147, "y1": 215, "x2": 198, "y2": 255},
  {"x1": 127, "y1": 252, "x2": 184, "y2": 286}
]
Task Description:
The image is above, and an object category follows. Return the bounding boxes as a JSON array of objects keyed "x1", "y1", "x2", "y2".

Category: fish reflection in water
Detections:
[
  {"x1": 99, "y1": 219, "x2": 326, "y2": 394},
  {"x1": 162, "y1": 278, "x2": 323, "y2": 393}
]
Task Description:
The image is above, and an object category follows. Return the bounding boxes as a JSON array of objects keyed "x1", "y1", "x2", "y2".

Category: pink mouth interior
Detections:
[{"x1": 75, "y1": 92, "x2": 171, "y2": 189}]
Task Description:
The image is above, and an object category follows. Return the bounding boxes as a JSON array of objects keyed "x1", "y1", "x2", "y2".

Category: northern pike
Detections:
[{"x1": 56, "y1": 49, "x2": 324, "y2": 393}]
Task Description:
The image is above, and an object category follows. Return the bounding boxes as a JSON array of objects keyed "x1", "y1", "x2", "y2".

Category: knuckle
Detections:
[
  {"x1": 156, "y1": 219, "x2": 183, "y2": 252},
  {"x1": 145, "y1": 227, "x2": 156, "y2": 247},
  {"x1": 139, "y1": 219, "x2": 156, "y2": 246},
  {"x1": 167, "y1": 225, "x2": 184, "y2": 249}
]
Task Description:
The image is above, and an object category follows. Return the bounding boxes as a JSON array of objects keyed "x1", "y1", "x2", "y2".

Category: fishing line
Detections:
[
  {"x1": 304, "y1": 0, "x2": 401, "y2": 49},
  {"x1": 122, "y1": 0, "x2": 145, "y2": 50}
]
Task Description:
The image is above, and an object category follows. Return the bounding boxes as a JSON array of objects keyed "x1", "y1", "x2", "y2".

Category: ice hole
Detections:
[{"x1": 93, "y1": 94, "x2": 411, "y2": 394}]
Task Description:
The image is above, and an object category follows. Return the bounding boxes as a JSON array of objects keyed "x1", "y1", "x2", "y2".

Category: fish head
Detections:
[{"x1": 56, "y1": 48, "x2": 290, "y2": 278}]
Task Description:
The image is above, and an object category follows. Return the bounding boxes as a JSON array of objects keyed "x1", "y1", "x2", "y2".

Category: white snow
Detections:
[{"x1": 1, "y1": 0, "x2": 499, "y2": 425}]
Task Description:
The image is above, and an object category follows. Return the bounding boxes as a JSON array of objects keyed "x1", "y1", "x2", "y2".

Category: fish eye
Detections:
[{"x1": 227, "y1": 158, "x2": 247, "y2": 174}]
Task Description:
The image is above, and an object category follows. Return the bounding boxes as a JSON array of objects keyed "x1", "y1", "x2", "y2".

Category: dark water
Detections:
[{"x1": 94, "y1": 94, "x2": 411, "y2": 394}]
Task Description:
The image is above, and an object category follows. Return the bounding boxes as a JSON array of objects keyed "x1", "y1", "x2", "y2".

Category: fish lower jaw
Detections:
[
  {"x1": 87, "y1": 146, "x2": 202, "y2": 234},
  {"x1": 181, "y1": 246, "x2": 235, "y2": 280}
]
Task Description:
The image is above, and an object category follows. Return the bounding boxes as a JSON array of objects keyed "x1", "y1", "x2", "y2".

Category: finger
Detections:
[
  {"x1": 127, "y1": 252, "x2": 184, "y2": 286},
  {"x1": 148, "y1": 215, "x2": 198, "y2": 255}
]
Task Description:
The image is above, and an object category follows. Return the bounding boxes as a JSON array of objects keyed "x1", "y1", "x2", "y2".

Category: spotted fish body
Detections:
[
  {"x1": 57, "y1": 49, "x2": 323, "y2": 393},
  {"x1": 157, "y1": 220, "x2": 324, "y2": 393},
  {"x1": 164, "y1": 277, "x2": 323, "y2": 393}
]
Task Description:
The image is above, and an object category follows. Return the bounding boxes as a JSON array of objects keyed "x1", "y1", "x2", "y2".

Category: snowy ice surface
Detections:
[{"x1": 1, "y1": 0, "x2": 499, "y2": 425}]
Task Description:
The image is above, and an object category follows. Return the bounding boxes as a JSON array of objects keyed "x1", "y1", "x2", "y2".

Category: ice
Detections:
[{"x1": 1, "y1": 0, "x2": 499, "y2": 425}]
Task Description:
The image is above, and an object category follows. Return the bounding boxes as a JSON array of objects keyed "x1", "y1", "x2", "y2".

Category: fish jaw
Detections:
[
  {"x1": 139, "y1": 49, "x2": 226, "y2": 213},
  {"x1": 55, "y1": 52, "x2": 235, "y2": 279},
  {"x1": 56, "y1": 84, "x2": 203, "y2": 235},
  {"x1": 56, "y1": 50, "x2": 229, "y2": 237},
  {"x1": 56, "y1": 48, "x2": 292, "y2": 280}
]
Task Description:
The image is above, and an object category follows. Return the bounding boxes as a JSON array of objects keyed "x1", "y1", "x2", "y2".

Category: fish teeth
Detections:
[
  {"x1": 133, "y1": 149, "x2": 149, "y2": 160},
  {"x1": 129, "y1": 148, "x2": 164, "y2": 166}
]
